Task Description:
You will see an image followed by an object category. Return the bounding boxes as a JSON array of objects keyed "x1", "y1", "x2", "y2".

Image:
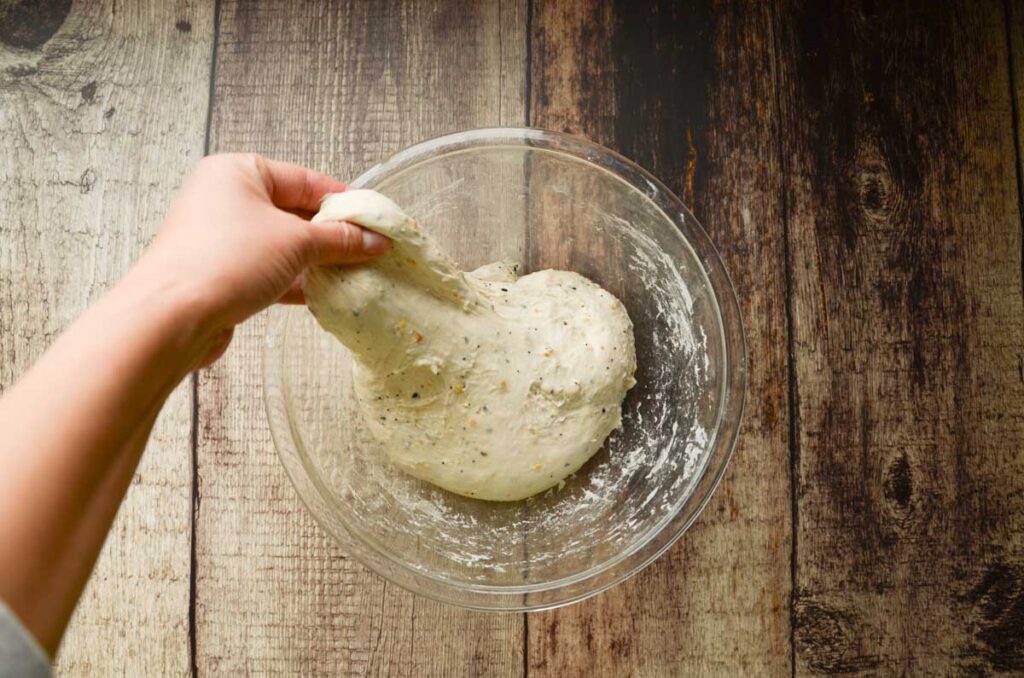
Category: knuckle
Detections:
[
  {"x1": 196, "y1": 153, "x2": 237, "y2": 175},
  {"x1": 336, "y1": 222, "x2": 363, "y2": 253},
  {"x1": 197, "y1": 152, "x2": 261, "y2": 170},
  {"x1": 195, "y1": 154, "x2": 220, "y2": 172},
  {"x1": 300, "y1": 223, "x2": 322, "y2": 259},
  {"x1": 250, "y1": 153, "x2": 274, "y2": 194},
  {"x1": 311, "y1": 220, "x2": 364, "y2": 261}
]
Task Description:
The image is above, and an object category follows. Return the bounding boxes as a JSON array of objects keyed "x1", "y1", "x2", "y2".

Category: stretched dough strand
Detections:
[{"x1": 304, "y1": 190, "x2": 637, "y2": 501}]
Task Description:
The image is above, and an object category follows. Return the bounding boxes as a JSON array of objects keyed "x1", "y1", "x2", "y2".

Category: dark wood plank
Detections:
[
  {"x1": 195, "y1": 1, "x2": 527, "y2": 674},
  {"x1": 0, "y1": 1, "x2": 213, "y2": 673},
  {"x1": 527, "y1": 1, "x2": 792, "y2": 674},
  {"x1": 1010, "y1": 0, "x2": 1024, "y2": 236},
  {"x1": 778, "y1": 0, "x2": 1024, "y2": 673}
]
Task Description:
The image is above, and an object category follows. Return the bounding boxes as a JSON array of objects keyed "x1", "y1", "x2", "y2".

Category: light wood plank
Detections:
[
  {"x1": 527, "y1": 1, "x2": 792, "y2": 675},
  {"x1": 0, "y1": 0, "x2": 213, "y2": 674},
  {"x1": 195, "y1": 1, "x2": 527, "y2": 674},
  {"x1": 778, "y1": 0, "x2": 1024, "y2": 673}
]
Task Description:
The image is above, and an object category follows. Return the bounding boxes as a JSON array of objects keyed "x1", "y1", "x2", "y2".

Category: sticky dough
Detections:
[{"x1": 303, "y1": 190, "x2": 637, "y2": 501}]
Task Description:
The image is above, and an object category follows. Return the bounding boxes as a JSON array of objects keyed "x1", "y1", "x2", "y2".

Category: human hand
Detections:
[
  {"x1": 134, "y1": 153, "x2": 390, "y2": 366},
  {"x1": 0, "y1": 153, "x2": 391, "y2": 646}
]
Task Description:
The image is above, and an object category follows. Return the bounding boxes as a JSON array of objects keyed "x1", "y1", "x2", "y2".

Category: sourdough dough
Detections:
[{"x1": 303, "y1": 190, "x2": 636, "y2": 501}]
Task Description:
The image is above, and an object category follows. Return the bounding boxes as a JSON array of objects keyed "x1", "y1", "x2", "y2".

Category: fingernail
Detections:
[{"x1": 361, "y1": 229, "x2": 391, "y2": 255}]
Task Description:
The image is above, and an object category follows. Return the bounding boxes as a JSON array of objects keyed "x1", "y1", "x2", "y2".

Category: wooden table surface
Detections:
[{"x1": 2, "y1": 0, "x2": 1023, "y2": 675}]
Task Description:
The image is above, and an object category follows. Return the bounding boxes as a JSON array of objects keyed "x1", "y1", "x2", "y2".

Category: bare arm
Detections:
[{"x1": 0, "y1": 154, "x2": 389, "y2": 655}]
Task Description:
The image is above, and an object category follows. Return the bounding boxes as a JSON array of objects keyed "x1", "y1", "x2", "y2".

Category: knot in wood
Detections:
[
  {"x1": 0, "y1": 0, "x2": 71, "y2": 49},
  {"x1": 957, "y1": 562, "x2": 1024, "y2": 672},
  {"x1": 855, "y1": 161, "x2": 902, "y2": 225},
  {"x1": 795, "y1": 599, "x2": 880, "y2": 673},
  {"x1": 882, "y1": 452, "x2": 914, "y2": 521}
]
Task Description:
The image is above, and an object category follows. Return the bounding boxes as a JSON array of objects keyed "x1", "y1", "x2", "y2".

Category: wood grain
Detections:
[
  {"x1": 195, "y1": 1, "x2": 527, "y2": 674},
  {"x1": 777, "y1": 0, "x2": 1024, "y2": 673},
  {"x1": 1010, "y1": 0, "x2": 1024, "y2": 230},
  {"x1": 527, "y1": 1, "x2": 792, "y2": 675},
  {"x1": 1, "y1": 0, "x2": 1021, "y2": 673},
  {"x1": 0, "y1": 0, "x2": 213, "y2": 674}
]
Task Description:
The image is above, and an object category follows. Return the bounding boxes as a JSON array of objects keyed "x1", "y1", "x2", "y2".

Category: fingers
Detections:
[
  {"x1": 305, "y1": 219, "x2": 392, "y2": 265},
  {"x1": 252, "y1": 155, "x2": 347, "y2": 212},
  {"x1": 283, "y1": 207, "x2": 316, "y2": 221},
  {"x1": 245, "y1": 154, "x2": 391, "y2": 265}
]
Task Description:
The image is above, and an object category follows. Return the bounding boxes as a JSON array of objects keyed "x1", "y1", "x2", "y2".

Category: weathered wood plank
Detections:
[
  {"x1": 778, "y1": 0, "x2": 1024, "y2": 673},
  {"x1": 195, "y1": 1, "x2": 527, "y2": 674},
  {"x1": 527, "y1": 1, "x2": 792, "y2": 675},
  {"x1": 0, "y1": 0, "x2": 213, "y2": 674},
  {"x1": 1010, "y1": 0, "x2": 1024, "y2": 226}
]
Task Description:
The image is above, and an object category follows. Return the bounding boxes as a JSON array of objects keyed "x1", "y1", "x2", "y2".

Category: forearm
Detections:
[
  {"x1": 0, "y1": 264, "x2": 213, "y2": 652},
  {"x1": 18, "y1": 402, "x2": 162, "y2": 656},
  {"x1": 0, "y1": 153, "x2": 370, "y2": 658}
]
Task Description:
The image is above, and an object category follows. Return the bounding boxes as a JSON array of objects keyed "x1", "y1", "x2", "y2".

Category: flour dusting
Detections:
[{"x1": 272, "y1": 149, "x2": 727, "y2": 589}]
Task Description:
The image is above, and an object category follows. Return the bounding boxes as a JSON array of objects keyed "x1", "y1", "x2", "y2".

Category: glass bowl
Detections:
[{"x1": 263, "y1": 128, "x2": 745, "y2": 610}]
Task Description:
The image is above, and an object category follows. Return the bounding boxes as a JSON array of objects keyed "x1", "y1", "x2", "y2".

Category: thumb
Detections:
[{"x1": 306, "y1": 219, "x2": 391, "y2": 265}]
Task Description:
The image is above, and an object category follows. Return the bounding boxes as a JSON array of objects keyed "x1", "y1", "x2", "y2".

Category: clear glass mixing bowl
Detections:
[{"x1": 263, "y1": 128, "x2": 745, "y2": 610}]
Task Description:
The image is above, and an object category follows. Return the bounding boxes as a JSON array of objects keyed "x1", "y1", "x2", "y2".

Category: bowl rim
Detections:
[{"x1": 263, "y1": 126, "x2": 747, "y2": 611}]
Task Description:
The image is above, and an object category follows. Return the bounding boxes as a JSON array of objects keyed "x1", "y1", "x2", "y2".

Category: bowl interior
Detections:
[{"x1": 265, "y1": 132, "x2": 735, "y2": 607}]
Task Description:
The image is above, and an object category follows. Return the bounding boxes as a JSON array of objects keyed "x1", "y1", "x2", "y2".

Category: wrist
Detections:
[{"x1": 111, "y1": 260, "x2": 224, "y2": 377}]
